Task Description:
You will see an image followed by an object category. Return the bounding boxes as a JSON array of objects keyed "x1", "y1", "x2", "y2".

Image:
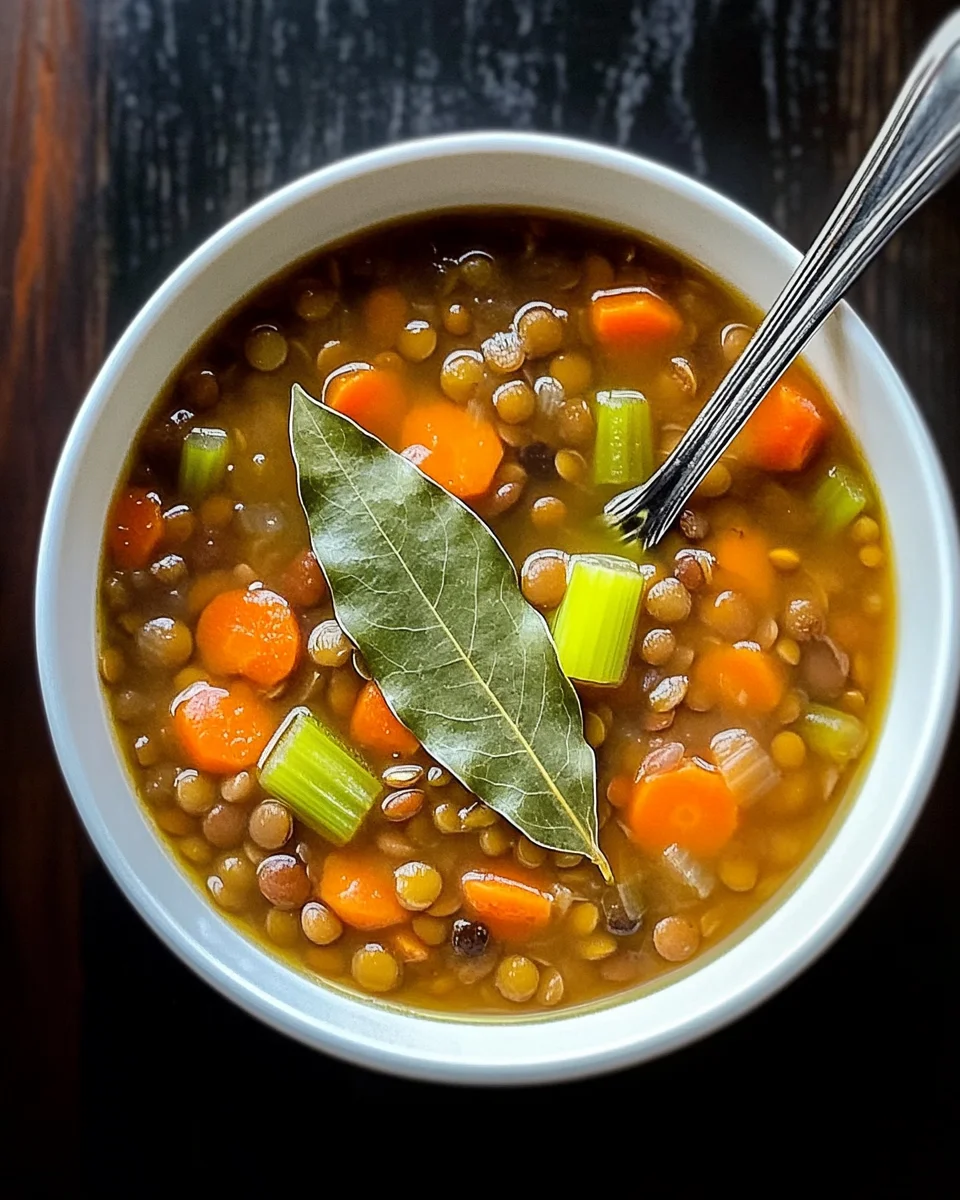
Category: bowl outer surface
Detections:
[{"x1": 36, "y1": 133, "x2": 960, "y2": 1084}]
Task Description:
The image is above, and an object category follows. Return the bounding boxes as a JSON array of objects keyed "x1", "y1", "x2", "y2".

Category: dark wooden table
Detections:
[{"x1": 3, "y1": 0, "x2": 957, "y2": 1184}]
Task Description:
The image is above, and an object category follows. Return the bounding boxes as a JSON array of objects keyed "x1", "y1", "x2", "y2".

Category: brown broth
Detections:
[{"x1": 98, "y1": 211, "x2": 894, "y2": 1014}]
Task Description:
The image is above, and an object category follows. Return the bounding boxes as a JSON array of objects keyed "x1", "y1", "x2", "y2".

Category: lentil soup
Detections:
[{"x1": 99, "y1": 212, "x2": 893, "y2": 1014}]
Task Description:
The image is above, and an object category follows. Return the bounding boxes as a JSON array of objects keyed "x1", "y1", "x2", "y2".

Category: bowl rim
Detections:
[{"x1": 36, "y1": 131, "x2": 960, "y2": 1084}]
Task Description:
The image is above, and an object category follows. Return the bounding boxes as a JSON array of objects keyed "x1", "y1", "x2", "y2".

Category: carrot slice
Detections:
[
  {"x1": 108, "y1": 487, "x2": 163, "y2": 569},
  {"x1": 693, "y1": 643, "x2": 786, "y2": 714},
  {"x1": 196, "y1": 587, "x2": 300, "y2": 687},
  {"x1": 400, "y1": 401, "x2": 503, "y2": 499},
  {"x1": 320, "y1": 849, "x2": 407, "y2": 930},
  {"x1": 362, "y1": 286, "x2": 409, "y2": 348},
  {"x1": 326, "y1": 365, "x2": 407, "y2": 443},
  {"x1": 461, "y1": 866, "x2": 553, "y2": 941},
  {"x1": 173, "y1": 680, "x2": 275, "y2": 774},
  {"x1": 277, "y1": 548, "x2": 327, "y2": 608},
  {"x1": 626, "y1": 760, "x2": 737, "y2": 857},
  {"x1": 739, "y1": 372, "x2": 827, "y2": 471},
  {"x1": 349, "y1": 681, "x2": 419, "y2": 757},
  {"x1": 712, "y1": 526, "x2": 778, "y2": 606},
  {"x1": 590, "y1": 287, "x2": 683, "y2": 352}
]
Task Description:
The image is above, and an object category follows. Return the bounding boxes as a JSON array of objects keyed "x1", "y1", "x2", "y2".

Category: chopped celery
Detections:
[
  {"x1": 799, "y1": 703, "x2": 868, "y2": 765},
  {"x1": 592, "y1": 389, "x2": 654, "y2": 486},
  {"x1": 812, "y1": 465, "x2": 869, "y2": 535},
  {"x1": 551, "y1": 554, "x2": 646, "y2": 686},
  {"x1": 258, "y1": 707, "x2": 381, "y2": 845},
  {"x1": 179, "y1": 427, "x2": 230, "y2": 499}
]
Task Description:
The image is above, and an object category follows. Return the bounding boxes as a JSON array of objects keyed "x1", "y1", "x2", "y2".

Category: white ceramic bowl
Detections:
[{"x1": 36, "y1": 133, "x2": 960, "y2": 1084}]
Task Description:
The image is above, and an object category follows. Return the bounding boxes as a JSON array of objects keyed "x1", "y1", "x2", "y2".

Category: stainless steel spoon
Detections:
[{"x1": 606, "y1": 9, "x2": 960, "y2": 548}]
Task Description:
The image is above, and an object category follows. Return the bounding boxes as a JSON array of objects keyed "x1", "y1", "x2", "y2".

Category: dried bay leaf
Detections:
[{"x1": 290, "y1": 384, "x2": 611, "y2": 879}]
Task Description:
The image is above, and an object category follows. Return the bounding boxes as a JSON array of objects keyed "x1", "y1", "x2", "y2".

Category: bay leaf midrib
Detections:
[{"x1": 300, "y1": 401, "x2": 597, "y2": 855}]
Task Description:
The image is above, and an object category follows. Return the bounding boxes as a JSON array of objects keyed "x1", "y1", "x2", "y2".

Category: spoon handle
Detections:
[{"x1": 608, "y1": 10, "x2": 960, "y2": 547}]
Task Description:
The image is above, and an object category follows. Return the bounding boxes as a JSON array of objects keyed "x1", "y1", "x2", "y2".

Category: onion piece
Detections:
[
  {"x1": 663, "y1": 843, "x2": 716, "y2": 899},
  {"x1": 710, "y1": 727, "x2": 781, "y2": 807}
]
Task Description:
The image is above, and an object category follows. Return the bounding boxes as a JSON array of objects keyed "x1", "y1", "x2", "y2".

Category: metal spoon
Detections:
[{"x1": 606, "y1": 9, "x2": 960, "y2": 548}]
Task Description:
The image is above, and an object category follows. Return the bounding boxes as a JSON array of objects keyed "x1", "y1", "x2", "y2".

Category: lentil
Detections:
[
  {"x1": 257, "y1": 854, "x2": 311, "y2": 909},
  {"x1": 495, "y1": 955, "x2": 539, "y2": 1003},
  {"x1": 301, "y1": 901, "x2": 344, "y2": 946},
  {"x1": 248, "y1": 800, "x2": 293, "y2": 850},
  {"x1": 520, "y1": 551, "x2": 568, "y2": 610},
  {"x1": 351, "y1": 944, "x2": 400, "y2": 992}
]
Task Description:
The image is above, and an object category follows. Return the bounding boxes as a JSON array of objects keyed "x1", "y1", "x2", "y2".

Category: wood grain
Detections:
[
  {"x1": 0, "y1": 0, "x2": 104, "y2": 1160},
  {"x1": 1, "y1": 0, "x2": 957, "y2": 1181}
]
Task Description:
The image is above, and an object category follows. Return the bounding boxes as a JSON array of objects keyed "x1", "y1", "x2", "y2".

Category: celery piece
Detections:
[
  {"x1": 179, "y1": 427, "x2": 230, "y2": 499},
  {"x1": 258, "y1": 707, "x2": 381, "y2": 845},
  {"x1": 592, "y1": 389, "x2": 654, "y2": 486},
  {"x1": 799, "y1": 703, "x2": 868, "y2": 765},
  {"x1": 551, "y1": 554, "x2": 646, "y2": 686},
  {"x1": 812, "y1": 465, "x2": 869, "y2": 535}
]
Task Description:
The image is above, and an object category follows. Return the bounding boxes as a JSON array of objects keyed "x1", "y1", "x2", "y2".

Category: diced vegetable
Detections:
[
  {"x1": 325, "y1": 365, "x2": 408, "y2": 443},
  {"x1": 739, "y1": 374, "x2": 827, "y2": 471},
  {"x1": 590, "y1": 287, "x2": 683, "y2": 351},
  {"x1": 178, "y1": 427, "x2": 230, "y2": 500},
  {"x1": 626, "y1": 760, "x2": 738, "y2": 858},
  {"x1": 551, "y1": 554, "x2": 645, "y2": 686},
  {"x1": 693, "y1": 643, "x2": 786, "y2": 714},
  {"x1": 799, "y1": 703, "x2": 868, "y2": 764},
  {"x1": 258, "y1": 707, "x2": 381, "y2": 845},
  {"x1": 319, "y1": 849, "x2": 407, "y2": 929},
  {"x1": 400, "y1": 400, "x2": 503, "y2": 499},
  {"x1": 350, "y1": 681, "x2": 420, "y2": 757},
  {"x1": 592, "y1": 389, "x2": 654, "y2": 485},
  {"x1": 812, "y1": 465, "x2": 869, "y2": 535},
  {"x1": 461, "y1": 867, "x2": 553, "y2": 940},
  {"x1": 662, "y1": 843, "x2": 716, "y2": 899},
  {"x1": 108, "y1": 486, "x2": 163, "y2": 568},
  {"x1": 196, "y1": 587, "x2": 301, "y2": 687},
  {"x1": 173, "y1": 680, "x2": 275, "y2": 774},
  {"x1": 710, "y1": 727, "x2": 781, "y2": 806},
  {"x1": 713, "y1": 526, "x2": 777, "y2": 606}
]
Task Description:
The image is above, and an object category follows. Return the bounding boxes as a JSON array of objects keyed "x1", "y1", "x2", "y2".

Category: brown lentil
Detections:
[
  {"x1": 136, "y1": 617, "x2": 193, "y2": 671},
  {"x1": 307, "y1": 619, "x2": 352, "y2": 668},
  {"x1": 244, "y1": 326, "x2": 288, "y2": 372},
  {"x1": 520, "y1": 551, "x2": 568, "y2": 611},
  {"x1": 516, "y1": 305, "x2": 564, "y2": 358},
  {"x1": 645, "y1": 577, "x2": 692, "y2": 624},
  {"x1": 301, "y1": 901, "x2": 344, "y2": 946},
  {"x1": 653, "y1": 915, "x2": 701, "y2": 962},
  {"x1": 257, "y1": 854, "x2": 311, "y2": 909},
  {"x1": 202, "y1": 802, "x2": 249, "y2": 849},
  {"x1": 248, "y1": 800, "x2": 293, "y2": 850}
]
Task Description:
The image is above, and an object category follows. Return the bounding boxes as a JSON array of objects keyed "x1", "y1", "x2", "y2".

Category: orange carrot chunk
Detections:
[
  {"x1": 108, "y1": 487, "x2": 163, "y2": 569},
  {"x1": 590, "y1": 287, "x2": 683, "y2": 352},
  {"x1": 277, "y1": 548, "x2": 327, "y2": 608},
  {"x1": 400, "y1": 401, "x2": 503, "y2": 499},
  {"x1": 626, "y1": 760, "x2": 738, "y2": 858},
  {"x1": 739, "y1": 372, "x2": 827, "y2": 472},
  {"x1": 350, "y1": 681, "x2": 420, "y2": 757},
  {"x1": 693, "y1": 643, "x2": 786, "y2": 714},
  {"x1": 325, "y1": 365, "x2": 408, "y2": 443},
  {"x1": 173, "y1": 680, "x2": 275, "y2": 774},
  {"x1": 461, "y1": 866, "x2": 553, "y2": 941},
  {"x1": 320, "y1": 849, "x2": 407, "y2": 930},
  {"x1": 196, "y1": 587, "x2": 301, "y2": 687},
  {"x1": 712, "y1": 526, "x2": 778, "y2": 606}
]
